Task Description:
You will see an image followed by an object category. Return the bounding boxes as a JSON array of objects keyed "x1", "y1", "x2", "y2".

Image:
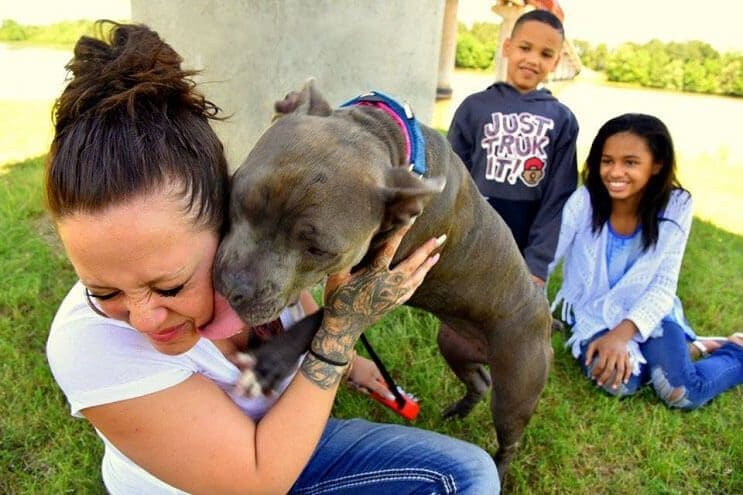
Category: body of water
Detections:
[{"x1": 434, "y1": 69, "x2": 742, "y2": 234}]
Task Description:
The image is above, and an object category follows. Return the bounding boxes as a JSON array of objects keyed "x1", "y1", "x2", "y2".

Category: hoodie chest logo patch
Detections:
[{"x1": 480, "y1": 111, "x2": 554, "y2": 187}]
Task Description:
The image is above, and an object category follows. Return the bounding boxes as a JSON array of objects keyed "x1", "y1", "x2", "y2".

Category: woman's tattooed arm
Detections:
[{"x1": 300, "y1": 226, "x2": 444, "y2": 389}]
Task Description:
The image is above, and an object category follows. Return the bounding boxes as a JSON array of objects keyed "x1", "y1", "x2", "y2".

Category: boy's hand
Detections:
[{"x1": 531, "y1": 275, "x2": 545, "y2": 288}]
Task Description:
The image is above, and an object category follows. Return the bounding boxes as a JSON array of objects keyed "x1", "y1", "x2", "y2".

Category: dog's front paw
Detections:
[
  {"x1": 231, "y1": 348, "x2": 297, "y2": 398},
  {"x1": 232, "y1": 352, "x2": 263, "y2": 397},
  {"x1": 230, "y1": 311, "x2": 324, "y2": 398}
]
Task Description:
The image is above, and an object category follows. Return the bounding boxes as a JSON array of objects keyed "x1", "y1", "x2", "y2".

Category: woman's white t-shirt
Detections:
[{"x1": 47, "y1": 281, "x2": 301, "y2": 494}]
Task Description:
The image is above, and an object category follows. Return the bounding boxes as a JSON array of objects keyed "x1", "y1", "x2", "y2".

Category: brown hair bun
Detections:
[
  {"x1": 54, "y1": 20, "x2": 219, "y2": 133},
  {"x1": 46, "y1": 21, "x2": 228, "y2": 229}
]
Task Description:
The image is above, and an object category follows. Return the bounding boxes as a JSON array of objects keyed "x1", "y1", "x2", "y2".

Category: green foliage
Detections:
[
  {"x1": 0, "y1": 19, "x2": 27, "y2": 41},
  {"x1": 0, "y1": 19, "x2": 98, "y2": 49},
  {"x1": 574, "y1": 40, "x2": 608, "y2": 71},
  {"x1": 577, "y1": 38, "x2": 743, "y2": 97},
  {"x1": 455, "y1": 22, "x2": 500, "y2": 70},
  {"x1": 1, "y1": 156, "x2": 741, "y2": 493},
  {"x1": 455, "y1": 31, "x2": 492, "y2": 70}
]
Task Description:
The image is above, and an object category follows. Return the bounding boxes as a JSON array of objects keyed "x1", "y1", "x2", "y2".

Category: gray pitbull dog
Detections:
[{"x1": 214, "y1": 79, "x2": 552, "y2": 477}]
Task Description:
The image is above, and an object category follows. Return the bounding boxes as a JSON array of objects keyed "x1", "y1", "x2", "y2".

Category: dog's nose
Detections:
[
  {"x1": 218, "y1": 270, "x2": 276, "y2": 309},
  {"x1": 215, "y1": 269, "x2": 253, "y2": 304},
  {"x1": 228, "y1": 290, "x2": 244, "y2": 308}
]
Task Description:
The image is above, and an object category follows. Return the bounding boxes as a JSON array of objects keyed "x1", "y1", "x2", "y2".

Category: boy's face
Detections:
[{"x1": 503, "y1": 20, "x2": 562, "y2": 93}]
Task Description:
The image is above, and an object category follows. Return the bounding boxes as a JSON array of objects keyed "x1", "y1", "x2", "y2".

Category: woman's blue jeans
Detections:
[
  {"x1": 290, "y1": 418, "x2": 500, "y2": 494},
  {"x1": 579, "y1": 319, "x2": 743, "y2": 409}
]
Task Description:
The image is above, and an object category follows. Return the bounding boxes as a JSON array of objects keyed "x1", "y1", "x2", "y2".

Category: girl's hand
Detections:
[
  {"x1": 347, "y1": 355, "x2": 396, "y2": 400},
  {"x1": 585, "y1": 320, "x2": 637, "y2": 389}
]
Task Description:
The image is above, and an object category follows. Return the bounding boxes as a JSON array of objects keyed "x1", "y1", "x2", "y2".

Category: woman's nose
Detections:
[{"x1": 127, "y1": 299, "x2": 169, "y2": 333}]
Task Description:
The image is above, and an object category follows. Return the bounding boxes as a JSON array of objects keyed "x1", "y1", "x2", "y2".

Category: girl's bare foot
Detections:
[{"x1": 690, "y1": 333, "x2": 743, "y2": 359}]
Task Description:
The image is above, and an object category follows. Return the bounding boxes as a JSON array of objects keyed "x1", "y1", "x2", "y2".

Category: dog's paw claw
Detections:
[
  {"x1": 442, "y1": 398, "x2": 477, "y2": 420},
  {"x1": 442, "y1": 405, "x2": 463, "y2": 420},
  {"x1": 236, "y1": 369, "x2": 263, "y2": 397},
  {"x1": 231, "y1": 351, "x2": 256, "y2": 370}
]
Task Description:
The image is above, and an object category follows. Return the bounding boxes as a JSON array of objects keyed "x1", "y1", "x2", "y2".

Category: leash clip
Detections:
[
  {"x1": 402, "y1": 101, "x2": 414, "y2": 120},
  {"x1": 408, "y1": 162, "x2": 424, "y2": 179}
]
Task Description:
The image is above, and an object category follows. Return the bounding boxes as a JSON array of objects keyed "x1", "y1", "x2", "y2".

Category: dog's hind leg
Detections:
[
  {"x1": 437, "y1": 322, "x2": 491, "y2": 419},
  {"x1": 488, "y1": 327, "x2": 552, "y2": 481}
]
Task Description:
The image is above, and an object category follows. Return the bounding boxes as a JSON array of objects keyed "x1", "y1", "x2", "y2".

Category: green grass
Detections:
[
  {"x1": 0, "y1": 158, "x2": 103, "y2": 492},
  {"x1": 0, "y1": 100, "x2": 55, "y2": 168},
  {"x1": 1, "y1": 156, "x2": 741, "y2": 493}
]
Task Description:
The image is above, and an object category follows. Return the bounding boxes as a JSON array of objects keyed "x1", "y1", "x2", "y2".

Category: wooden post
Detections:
[
  {"x1": 491, "y1": 1, "x2": 525, "y2": 82},
  {"x1": 436, "y1": 0, "x2": 459, "y2": 100}
]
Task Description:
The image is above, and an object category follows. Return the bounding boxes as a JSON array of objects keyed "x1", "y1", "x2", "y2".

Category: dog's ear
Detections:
[
  {"x1": 273, "y1": 78, "x2": 332, "y2": 120},
  {"x1": 379, "y1": 168, "x2": 446, "y2": 229}
]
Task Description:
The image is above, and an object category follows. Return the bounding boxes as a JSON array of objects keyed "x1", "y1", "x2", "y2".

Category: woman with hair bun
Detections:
[{"x1": 45, "y1": 21, "x2": 500, "y2": 494}]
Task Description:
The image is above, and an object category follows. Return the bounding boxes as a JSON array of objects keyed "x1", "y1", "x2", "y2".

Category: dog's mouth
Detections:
[{"x1": 234, "y1": 300, "x2": 286, "y2": 327}]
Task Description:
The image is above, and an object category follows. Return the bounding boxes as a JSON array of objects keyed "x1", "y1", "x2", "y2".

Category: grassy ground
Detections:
[
  {"x1": 1, "y1": 47, "x2": 741, "y2": 492},
  {"x1": 0, "y1": 100, "x2": 55, "y2": 167},
  {"x1": 1, "y1": 155, "x2": 741, "y2": 494}
]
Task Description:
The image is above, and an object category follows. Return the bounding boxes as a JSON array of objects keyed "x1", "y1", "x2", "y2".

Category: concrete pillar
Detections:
[
  {"x1": 436, "y1": 0, "x2": 458, "y2": 100},
  {"x1": 491, "y1": 1, "x2": 525, "y2": 82},
  {"x1": 131, "y1": 0, "x2": 445, "y2": 169}
]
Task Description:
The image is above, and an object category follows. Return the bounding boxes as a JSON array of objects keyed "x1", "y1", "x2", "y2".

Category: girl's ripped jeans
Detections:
[{"x1": 579, "y1": 320, "x2": 743, "y2": 409}]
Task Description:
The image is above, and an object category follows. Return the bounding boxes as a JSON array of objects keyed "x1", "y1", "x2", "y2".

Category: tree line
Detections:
[
  {"x1": 575, "y1": 39, "x2": 742, "y2": 97},
  {"x1": 0, "y1": 19, "x2": 97, "y2": 49},
  {"x1": 456, "y1": 22, "x2": 742, "y2": 97}
]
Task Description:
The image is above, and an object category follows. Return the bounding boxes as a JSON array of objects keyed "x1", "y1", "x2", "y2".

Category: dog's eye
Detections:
[{"x1": 306, "y1": 246, "x2": 331, "y2": 257}]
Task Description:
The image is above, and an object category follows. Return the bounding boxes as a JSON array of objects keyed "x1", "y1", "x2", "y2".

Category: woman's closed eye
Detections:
[
  {"x1": 154, "y1": 284, "x2": 185, "y2": 298},
  {"x1": 87, "y1": 289, "x2": 120, "y2": 300}
]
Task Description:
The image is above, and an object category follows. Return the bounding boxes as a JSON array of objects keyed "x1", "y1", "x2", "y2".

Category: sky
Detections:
[
  {"x1": 458, "y1": 0, "x2": 743, "y2": 52},
  {"x1": 1, "y1": 0, "x2": 741, "y2": 52},
  {"x1": 0, "y1": 0, "x2": 130, "y2": 25}
]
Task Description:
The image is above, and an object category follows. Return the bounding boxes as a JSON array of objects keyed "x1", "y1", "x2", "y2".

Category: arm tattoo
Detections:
[
  {"x1": 300, "y1": 353, "x2": 347, "y2": 390},
  {"x1": 324, "y1": 256, "x2": 408, "y2": 334},
  {"x1": 302, "y1": 246, "x2": 410, "y2": 389}
]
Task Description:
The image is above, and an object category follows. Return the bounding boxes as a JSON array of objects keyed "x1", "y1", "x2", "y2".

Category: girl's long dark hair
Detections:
[{"x1": 582, "y1": 113, "x2": 688, "y2": 250}]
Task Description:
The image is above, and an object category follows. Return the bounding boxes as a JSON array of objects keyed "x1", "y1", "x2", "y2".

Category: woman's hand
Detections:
[
  {"x1": 322, "y1": 225, "x2": 444, "y2": 342},
  {"x1": 347, "y1": 354, "x2": 396, "y2": 400},
  {"x1": 585, "y1": 320, "x2": 637, "y2": 389},
  {"x1": 302, "y1": 225, "x2": 443, "y2": 389}
]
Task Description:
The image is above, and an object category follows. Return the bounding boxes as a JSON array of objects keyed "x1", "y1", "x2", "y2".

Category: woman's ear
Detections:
[{"x1": 652, "y1": 162, "x2": 663, "y2": 175}]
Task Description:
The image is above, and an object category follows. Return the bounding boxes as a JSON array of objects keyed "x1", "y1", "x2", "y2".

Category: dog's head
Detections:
[{"x1": 214, "y1": 79, "x2": 444, "y2": 325}]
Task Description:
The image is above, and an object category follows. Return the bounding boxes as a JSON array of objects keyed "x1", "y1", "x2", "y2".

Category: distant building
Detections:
[
  {"x1": 552, "y1": 34, "x2": 582, "y2": 81},
  {"x1": 491, "y1": 0, "x2": 581, "y2": 82}
]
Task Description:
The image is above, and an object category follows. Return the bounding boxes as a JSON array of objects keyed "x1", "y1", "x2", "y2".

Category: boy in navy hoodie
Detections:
[{"x1": 448, "y1": 9, "x2": 578, "y2": 287}]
